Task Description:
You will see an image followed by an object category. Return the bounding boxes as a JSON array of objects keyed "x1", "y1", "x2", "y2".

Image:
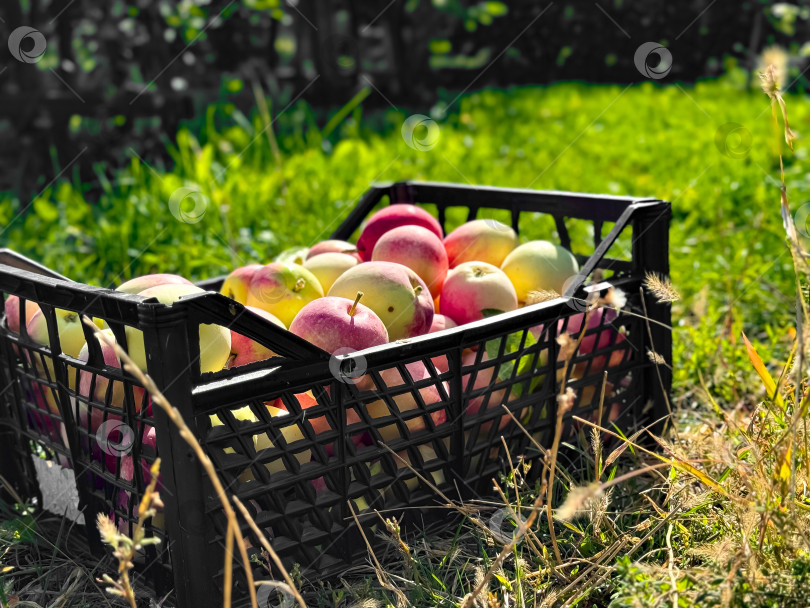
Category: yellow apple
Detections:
[{"x1": 500, "y1": 241, "x2": 579, "y2": 304}]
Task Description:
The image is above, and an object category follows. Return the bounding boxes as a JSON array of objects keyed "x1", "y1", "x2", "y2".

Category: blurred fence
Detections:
[{"x1": 0, "y1": 0, "x2": 801, "y2": 198}]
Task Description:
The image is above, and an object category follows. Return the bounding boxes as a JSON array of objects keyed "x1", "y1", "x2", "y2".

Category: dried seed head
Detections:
[
  {"x1": 647, "y1": 350, "x2": 667, "y2": 365},
  {"x1": 760, "y1": 64, "x2": 780, "y2": 99},
  {"x1": 644, "y1": 272, "x2": 680, "y2": 303},
  {"x1": 526, "y1": 289, "x2": 560, "y2": 305}
]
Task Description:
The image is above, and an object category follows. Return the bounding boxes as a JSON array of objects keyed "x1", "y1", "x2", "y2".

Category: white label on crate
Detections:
[{"x1": 31, "y1": 455, "x2": 84, "y2": 524}]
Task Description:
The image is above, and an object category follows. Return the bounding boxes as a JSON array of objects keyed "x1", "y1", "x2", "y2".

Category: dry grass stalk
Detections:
[
  {"x1": 82, "y1": 318, "x2": 305, "y2": 608},
  {"x1": 643, "y1": 272, "x2": 680, "y2": 303},
  {"x1": 97, "y1": 458, "x2": 161, "y2": 608}
]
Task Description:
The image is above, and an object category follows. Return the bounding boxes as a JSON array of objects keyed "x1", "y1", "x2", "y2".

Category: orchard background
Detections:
[{"x1": 3, "y1": 1, "x2": 810, "y2": 606}]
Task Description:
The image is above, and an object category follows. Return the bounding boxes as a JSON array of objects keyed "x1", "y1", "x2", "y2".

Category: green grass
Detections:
[
  {"x1": 0, "y1": 78, "x2": 800, "y2": 393},
  {"x1": 2, "y1": 78, "x2": 809, "y2": 606}
]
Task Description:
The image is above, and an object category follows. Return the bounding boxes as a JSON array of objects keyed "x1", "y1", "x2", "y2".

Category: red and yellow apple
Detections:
[
  {"x1": 372, "y1": 225, "x2": 448, "y2": 299},
  {"x1": 220, "y1": 264, "x2": 263, "y2": 304},
  {"x1": 27, "y1": 308, "x2": 103, "y2": 359},
  {"x1": 245, "y1": 263, "x2": 324, "y2": 328},
  {"x1": 501, "y1": 241, "x2": 579, "y2": 304},
  {"x1": 127, "y1": 284, "x2": 231, "y2": 374},
  {"x1": 228, "y1": 306, "x2": 285, "y2": 368},
  {"x1": 440, "y1": 262, "x2": 518, "y2": 326},
  {"x1": 302, "y1": 252, "x2": 358, "y2": 293},
  {"x1": 356, "y1": 204, "x2": 443, "y2": 261},
  {"x1": 307, "y1": 240, "x2": 361, "y2": 262},
  {"x1": 289, "y1": 294, "x2": 389, "y2": 354},
  {"x1": 444, "y1": 219, "x2": 518, "y2": 268},
  {"x1": 78, "y1": 329, "x2": 147, "y2": 413},
  {"x1": 116, "y1": 274, "x2": 192, "y2": 295},
  {"x1": 328, "y1": 262, "x2": 433, "y2": 340},
  {"x1": 360, "y1": 362, "x2": 448, "y2": 442},
  {"x1": 4, "y1": 295, "x2": 40, "y2": 335}
]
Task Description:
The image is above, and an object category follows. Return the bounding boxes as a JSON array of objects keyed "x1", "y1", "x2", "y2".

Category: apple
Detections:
[
  {"x1": 428, "y1": 315, "x2": 458, "y2": 373},
  {"x1": 307, "y1": 240, "x2": 361, "y2": 262},
  {"x1": 4, "y1": 295, "x2": 40, "y2": 335},
  {"x1": 26, "y1": 308, "x2": 103, "y2": 359},
  {"x1": 116, "y1": 274, "x2": 192, "y2": 295},
  {"x1": 271, "y1": 390, "x2": 365, "y2": 452},
  {"x1": 119, "y1": 425, "x2": 160, "y2": 489},
  {"x1": 245, "y1": 263, "x2": 324, "y2": 328},
  {"x1": 462, "y1": 350, "x2": 508, "y2": 432},
  {"x1": 500, "y1": 241, "x2": 579, "y2": 304},
  {"x1": 429, "y1": 314, "x2": 457, "y2": 334},
  {"x1": 440, "y1": 262, "x2": 518, "y2": 326},
  {"x1": 77, "y1": 329, "x2": 147, "y2": 419},
  {"x1": 360, "y1": 362, "x2": 447, "y2": 442},
  {"x1": 25, "y1": 310, "x2": 105, "y2": 415},
  {"x1": 254, "y1": 402, "x2": 314, "y2": 475},
  {"x1": 371, "y1": 225, "x2": 449, "y2": 299},
  {"x1": 559, "y1": 307, "x2": 629, "y2": 378},
  {"x1": 128, "y1": 284, "x2": 231, "y2": 374},
  {"x1": 328, "y1": 262, "x2": 433, "y2": 341},
  {"x1": 228, "y1": 306, "x2": 285, "y2": 368},
  {"x1": 356, "y1": 204, "x2": 443, "y2": 261},
  {"x1": 220, "y1": 264, "x2": 263, "y2": 305},
  {"x1": 302, "y1": 252, "x2": 358, "y2": 293},
  {"x1": 275, "y1": 247, "x2": 309, "y2": 265},
  {"x1": 289, "y1": 294, "x2": 389, "y2": 357},
  {"x1": 444, "y1": 219, "x2": 518, "y2": 268}
]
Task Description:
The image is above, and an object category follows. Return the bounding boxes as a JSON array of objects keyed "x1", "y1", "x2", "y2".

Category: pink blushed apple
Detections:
[
  {"x1": 444, "y1": 219, "x2": 518, "y2": 268},
  {"x1": 371, "y1": 225, "x2": 448, "y2": 299},
  {"x1": 228, "y1": 306, "x2": 285, "y2": 368},
  {"x1": 289, "y1": 294, "x2": 388, "y2": 354},
  {"x1": 356, "y1": 204, "x2": 443, "y2": 261},
  {"x1": 116, "y1": 274, "x2": 192, "y2": 295},
  {"x1": 560, "y1": 307, "x2": 629, "y2": 378},
  {"x1": 220, "y1": 264, "x2": 263, "y2": 305},
  {"x1": 428, "y1": 315, "x2": 458, "y2": 373},
  {"x1": 306, "y1": 240, "x2": 361, "y2": 262},
  {"x1": 77, "y1": 329, "x2": 147, "y2": 419},
  {"x1": 429, "y1": 314, "x2": 457, "y2": 334},
  {"x1": 245, "y1": 263, "x2": 323, "y2": 328},
  {"x1": 328, "y1": 262, "x2": 433, "y2": 341},
  {"x1": 440, "y1": 262, "x2": 518, "y2": 326},
  {"x1": 4, "y1": 295, "x2": 40, "y2": 335}
]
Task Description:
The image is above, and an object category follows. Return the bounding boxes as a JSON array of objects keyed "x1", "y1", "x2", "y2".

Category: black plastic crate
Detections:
[{"x1": 0, "y1": 181, "x2": 670, "y2": 606}]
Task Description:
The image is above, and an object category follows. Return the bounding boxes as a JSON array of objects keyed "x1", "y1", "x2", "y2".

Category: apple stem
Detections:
[
  {"x1": 349, "y1": 291, "x2": 363, "y2": 317},
  {"x1": 414, "y1": 285, "x2": 423, "y2": 296}
]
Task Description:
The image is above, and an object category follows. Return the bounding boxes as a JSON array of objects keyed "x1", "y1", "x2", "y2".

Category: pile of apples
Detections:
[
  {"x1": 218, "y1": 203, "x2": 581, "y2": 366},
  {"x1": 2, "y1": 203, "x2": 628, "y2": 496}
]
